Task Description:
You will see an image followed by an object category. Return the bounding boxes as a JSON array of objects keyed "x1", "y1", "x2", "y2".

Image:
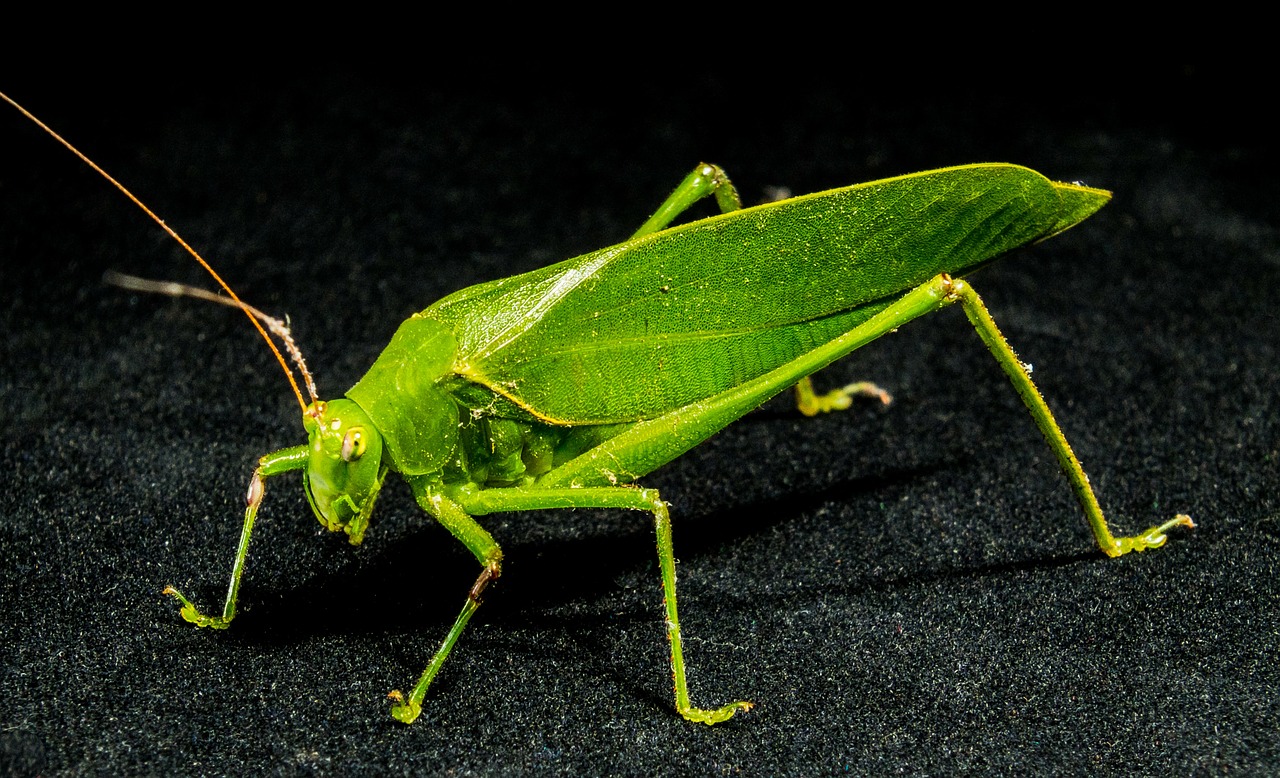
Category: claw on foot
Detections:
[
  {"x1": 163, "y1": 585, "x2": 231, "y2": 629},
  {"x1": 679, "y1": 700, "x2": 754, "y2": 725}
]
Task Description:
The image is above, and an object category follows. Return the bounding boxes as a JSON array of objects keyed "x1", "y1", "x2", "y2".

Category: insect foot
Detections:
[
  {"x1": 1103, "y1": 514, "x2": 1196, "y2": 558},
  {"x1": 795, "y1": 376, "x2": 893, "y2": 416},
  {"x1": 162, "y1": 586, "x2": 232, "y2": 630},
  {"x1": 679, "y1": 699, "x2": 755, "y2": 725},
  {"x1": 386, "y1": 690, "x2": 420, "y2": 725}
]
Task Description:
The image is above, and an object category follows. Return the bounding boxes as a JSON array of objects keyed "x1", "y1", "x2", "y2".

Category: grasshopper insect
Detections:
[{"x1": 5, "y1": 91, "x2": 1193, "y2": 726}]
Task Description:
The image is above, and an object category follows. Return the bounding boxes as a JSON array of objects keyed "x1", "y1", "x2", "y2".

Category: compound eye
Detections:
[{"x1": 340, "y1": 427, "x2": 367, "y2": 462}]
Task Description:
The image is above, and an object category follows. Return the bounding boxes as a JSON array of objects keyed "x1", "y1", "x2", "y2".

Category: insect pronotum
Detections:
[{"x1": 3, "y1": 90, "x2": 1193, "y2": 725}]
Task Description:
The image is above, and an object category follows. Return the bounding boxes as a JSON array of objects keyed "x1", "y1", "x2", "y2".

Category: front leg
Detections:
[{"x1": 165, "y1": 445, "x2": 309, "y2": 628}]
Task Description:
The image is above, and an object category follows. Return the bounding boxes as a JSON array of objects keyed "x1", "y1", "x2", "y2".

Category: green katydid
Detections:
[{"x1": 4, "y1": 91, "x2": 1193, "y2": 726}]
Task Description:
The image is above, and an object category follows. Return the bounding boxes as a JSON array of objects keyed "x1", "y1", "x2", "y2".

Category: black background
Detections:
[{"x1": 1, "y1": 65, "x2": 1276, "y2": 774}]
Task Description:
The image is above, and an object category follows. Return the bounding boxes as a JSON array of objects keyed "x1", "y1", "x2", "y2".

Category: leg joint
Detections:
[
  {"x1": 468, "y1": 559, "x2": 502, "y2": 603},
  {"x1": 939, "y1": 272, "x2": 965, "y2": 302},
  {"x1": 636, "y1": 487, "x2": 669, "y2": 516},
  {"x1": 245, "y1": 471, "x2": 264, "y2": 507}
]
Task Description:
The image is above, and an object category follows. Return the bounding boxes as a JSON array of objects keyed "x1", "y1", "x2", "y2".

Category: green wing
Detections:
[{"x1": 425, "y1": 164, "x2": 1109, "y2": 424}]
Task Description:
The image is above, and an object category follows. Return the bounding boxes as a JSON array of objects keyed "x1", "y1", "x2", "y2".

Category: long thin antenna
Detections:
[{"x1": 1, "y1": 90, "x2": 311, "y2": 415}]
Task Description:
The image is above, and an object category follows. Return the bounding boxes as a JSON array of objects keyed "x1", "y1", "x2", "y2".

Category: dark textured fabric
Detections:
[{"x1": 1, "y1": 69, "x2": 1274, "y2": 775}]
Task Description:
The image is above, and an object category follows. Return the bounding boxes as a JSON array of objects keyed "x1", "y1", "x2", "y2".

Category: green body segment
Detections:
[
  {"x1": 345, "y1": 316, "x2": 460, "y2": 476},
  {"x1": 344, "y1": 314, "x2": 600, "y2": 490}
]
